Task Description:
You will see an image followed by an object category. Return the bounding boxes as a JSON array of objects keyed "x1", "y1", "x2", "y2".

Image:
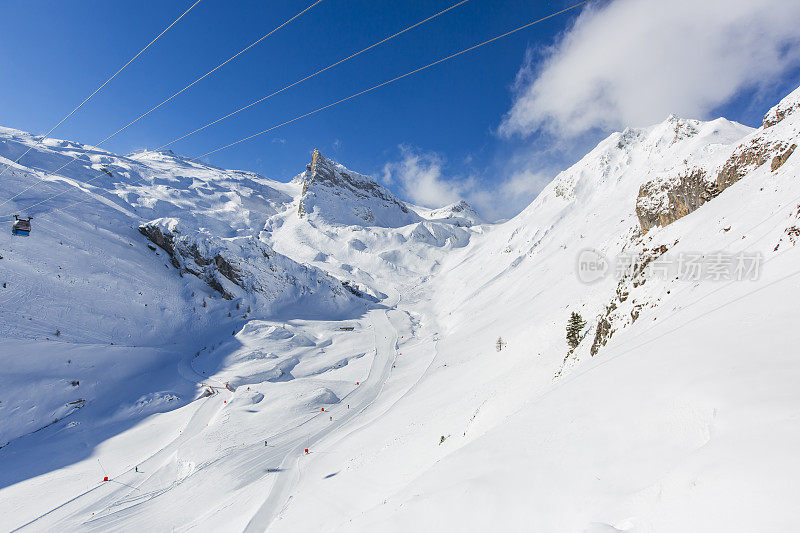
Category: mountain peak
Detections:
[
  {"x1": 301, "y1": 150, "x2": 390, "y2": 199},
  {"x1": 297, "y1": 149, "x2": 420, "y2": 228},
  {"x1": 421, "y1": 200, "x2": 482, "y2": 226}
]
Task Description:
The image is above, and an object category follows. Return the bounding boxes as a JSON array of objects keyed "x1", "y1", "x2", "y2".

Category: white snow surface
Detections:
[{"x1": 1, "y1": 86, "x2": 799, "y2": 533}]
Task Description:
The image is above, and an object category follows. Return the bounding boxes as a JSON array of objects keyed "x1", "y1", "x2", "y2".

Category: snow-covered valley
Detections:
[{"x1": 1, "y1": 86, "x2": 799, "y2": 532}]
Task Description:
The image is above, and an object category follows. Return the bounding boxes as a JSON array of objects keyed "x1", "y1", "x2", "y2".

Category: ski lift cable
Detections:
[
  {"x1": 191, "y1": 0, "x2": 594, "y2": 161},
  {"x1": 95, "y1": 0, "x2": 327, "y2": 151},
  {"x1": 0, "y1": 0, "x2": 325, "y2": 211},
  {"x1": 0, "y1": 0, "x2": 472, "y2": 216},
  {"x1": 148, "y1": 0, "x2": 474, "y2": 154},
  {"x1": 0, "y1": 0, "x2": 478, "y2": 219},
  {"x1": 0, "y1": 0, "x2": 204, "y2": 184},
  {"x1": 0, "y1": 0, "x2": 592, "y2": 222}
]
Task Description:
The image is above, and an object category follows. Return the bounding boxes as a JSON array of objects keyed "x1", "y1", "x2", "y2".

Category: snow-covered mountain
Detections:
[
  {"x1": 417, "y1": 199, "x2": 483, "y2": 227},
  {"x1": 296, "y1": 149, "x2": 420, "y2": 228},
  {"x1": 1, "y1": 87, "x2": 799, "y2": 532}
]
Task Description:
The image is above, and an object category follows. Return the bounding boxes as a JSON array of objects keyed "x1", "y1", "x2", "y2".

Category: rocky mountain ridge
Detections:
[
  {"x1": 636, "y1": 87, "x2": 800, "y2": 233},
  {"x1": 297, "y1": 149, "x2": 420, "y2": 228}
]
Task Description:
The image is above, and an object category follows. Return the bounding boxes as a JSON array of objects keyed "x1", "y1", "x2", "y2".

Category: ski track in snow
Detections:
[
  {"x1": 243, "y1": 294, "x2": 400, "y2": 531},
  {"x1": 4, "y1": 283, "x2": 426, "y2": 532},
  {"x1": 3, "y1": 86, "x2": 800, "y2": 532}
]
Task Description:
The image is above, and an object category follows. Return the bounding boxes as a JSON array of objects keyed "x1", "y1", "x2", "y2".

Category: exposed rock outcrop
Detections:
[
  {"x1": 635, "y1": 88, "x2": 800, "y2": 234},
  {"x1": 139, "y1": 221, "x2": 251, "y2": 299},
  {"x1": 590, "y1": 311, "x2": 615, "y2": 357},
  {"x1": 771, "y1": 144, "x2": 797, "y2": 171},
  {"x1": 763, "y1": 86, "x2": 800, "y2": 128},
  {"x1": 296, "y1": 149, "x2": 419, "y2": 228},
  {"x1": 715, "y1": 138, "x2": 776, "y2": 191},
  {"x1": 636, "y1": 169, "x2": 718, "y2": 233},
  {"x1": 590, "y1": 244, "x2": 669, "y2": 356},
  {"x1": 139, "y1": 218, "x2": 362, "y2": 311}
]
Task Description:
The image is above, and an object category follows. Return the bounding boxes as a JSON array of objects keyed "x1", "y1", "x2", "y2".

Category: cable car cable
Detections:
[
  {"x1": 191, "y1": 0, "x2": 593, "y2": 161},
  {"x1": 95, "y1": 0, "x2": 327, "y2": 155},
  {"x1": 0, "y1": 0, "x2": 203, "y2": 183},
  {"x1": 149, "y1": 0, "x2": 473, "y2": 154},
  {"x1": 0, "y1": 0, "x2": 473, "y2": 216},
  {"x1": 0, "y1": 0, "x2": 324, "y2": 211},
  {"x1": 0, "y1": 0, "x2": 591, "y2": 222}
]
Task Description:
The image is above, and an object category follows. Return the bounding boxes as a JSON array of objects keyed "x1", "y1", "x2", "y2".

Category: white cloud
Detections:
[
  {"x1": 383, "y1": 145, "x2": 552, "y2": 221},
  {"x1": 500, "y1": 0, "x2": 800, "y2": 138},
  {"x1": 498, "y1": 169, "x2": 551, "y2": 208},
  {"x1": 382, "y1": 146, "x2": 464, "y2": 208}
]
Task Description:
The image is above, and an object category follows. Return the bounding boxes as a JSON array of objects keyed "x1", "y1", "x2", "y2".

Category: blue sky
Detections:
[{"x1": 2, "y1": 0, "x2": 800, "y2": 220}]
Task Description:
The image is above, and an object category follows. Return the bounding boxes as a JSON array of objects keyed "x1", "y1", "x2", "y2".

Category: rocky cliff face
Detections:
[
  {"x1": 296, "y1": 150, "x2": 420, "y2": 228},
  {"x1": 715, "y1": 137, "x2": 781, "y2": 191},
  {"x1": 139, "y1": 218, "x2": 360, "y2": 312},
  {"x1": 635, "y1": 88, "x2": 800, "y2": 234},
  {"x1": 771, "y1": 143, "x2": 797, "y2": 171},
  {"x1": 763, "y1": 86, "x2": 800, "y2": 128},
  {"x1": 589, "y1": 243, "x2": 670, "y2": 357},
  {"x1": 636, "y1": 169, "x2": 718, "y2": 233}
]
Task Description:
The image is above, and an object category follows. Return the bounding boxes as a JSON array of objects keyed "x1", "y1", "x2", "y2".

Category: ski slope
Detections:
[
  {"x1": 1, "y1": 87, "x2": 800, "y2": 532},
  {"x1": 6, "y1": 299, "x2": 408, "y2": 531}
]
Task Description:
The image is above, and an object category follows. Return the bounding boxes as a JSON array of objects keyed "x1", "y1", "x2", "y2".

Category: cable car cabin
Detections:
[{"x1": 12, "y1": 216, "x2": 31, "y2": 236}]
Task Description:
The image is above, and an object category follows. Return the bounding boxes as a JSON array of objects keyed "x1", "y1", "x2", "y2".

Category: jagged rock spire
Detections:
[
  {"x1": 298, "y1": 148, "x2": 321, "y2": 217},
  {"x1": 295, "y1": 150, "x2": 420, "y2": 227}
]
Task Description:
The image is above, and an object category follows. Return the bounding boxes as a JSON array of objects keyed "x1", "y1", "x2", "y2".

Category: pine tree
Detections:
[
  {"x1": 566, "y1": 312, "x2": 586, "y2": 350},
  {"x1": 495, "y1": 337, "x2": 506, "y2": 352}
]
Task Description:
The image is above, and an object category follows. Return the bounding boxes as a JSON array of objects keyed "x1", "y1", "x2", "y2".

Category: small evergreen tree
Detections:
[
  {"x1": 566, "y1": 312, "x2": 586, "y2": 350},
  {"x1": 496, "y1": 337, "x2": 506, "y2": 352}
]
